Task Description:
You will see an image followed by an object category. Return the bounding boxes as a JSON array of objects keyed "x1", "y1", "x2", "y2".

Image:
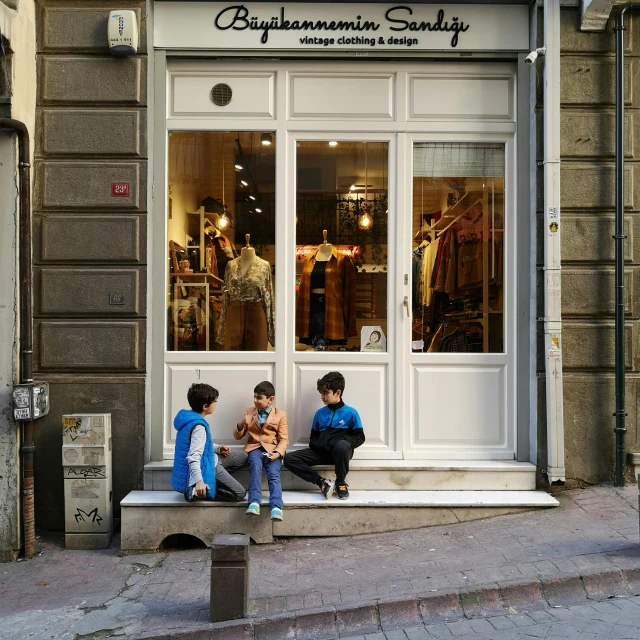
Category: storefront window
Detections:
[
  {"x1": 295, "y1": 142, "x2": 389, "y2": 352},
  {"x1": 411, "y1": 143, "x2": 504, "y2": 354},
  {"x1": 167, "y1": 131, "x2": 276, "y2": 352}
]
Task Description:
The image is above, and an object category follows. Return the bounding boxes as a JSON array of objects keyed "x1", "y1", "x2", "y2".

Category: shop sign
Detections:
[{"x1": 154, "y1": 3, "x2": 528, "y2": 52}]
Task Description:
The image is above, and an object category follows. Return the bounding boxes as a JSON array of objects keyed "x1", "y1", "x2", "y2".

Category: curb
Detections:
[{"x1": 136, "y1": 566, "x2": 640, "y2": 640}]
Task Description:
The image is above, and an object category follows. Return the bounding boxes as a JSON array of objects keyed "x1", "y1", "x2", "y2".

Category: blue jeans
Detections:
[{"x1": 247, "y1": 447, "x2": 283, "y2": 509}]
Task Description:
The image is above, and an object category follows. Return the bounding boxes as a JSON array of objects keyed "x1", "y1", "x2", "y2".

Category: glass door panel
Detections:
[
  {"x1": 294, "y1": 141, "x2": 389, "y2": 352},
  {"x1": 411, "y1": 143, "x2": 505, "y2": 354}
]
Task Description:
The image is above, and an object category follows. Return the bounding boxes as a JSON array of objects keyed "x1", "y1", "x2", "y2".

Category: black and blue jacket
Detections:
[{"x1": 309, "y1": 401, "x2": 365, "y2": 453}]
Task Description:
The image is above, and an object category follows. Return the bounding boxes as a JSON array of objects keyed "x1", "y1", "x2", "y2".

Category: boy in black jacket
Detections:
[{"x1": 284, "y1": 371, "x2": 364, "y2": 499}]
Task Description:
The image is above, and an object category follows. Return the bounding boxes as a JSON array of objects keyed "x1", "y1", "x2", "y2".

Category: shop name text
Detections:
[{"x1": 214, "y1": 5, "x2": 471, "y2": 48}]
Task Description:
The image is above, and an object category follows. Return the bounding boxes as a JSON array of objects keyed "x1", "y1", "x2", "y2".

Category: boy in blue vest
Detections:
[
  {"x1": 284, "y1": 371, "x2": 364, "y2": 500},
  {"x1": 172, "y1": 383, "x2": 248, "y2": 501}
]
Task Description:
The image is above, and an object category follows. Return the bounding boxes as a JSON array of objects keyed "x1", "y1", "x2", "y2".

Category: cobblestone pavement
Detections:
[
  {"x1": 345, "y1": 595, "x2": 640, "y2": 639},
  {"x1": 0, "y1": 485, "x2": 639, "y2": 639}
]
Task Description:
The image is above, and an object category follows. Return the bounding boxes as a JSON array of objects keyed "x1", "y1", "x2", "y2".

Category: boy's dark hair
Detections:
[
  {"x1": 254, "y1": 381, "x2": 275, "y2": 398},
  {"x1": 317, "y1": 371, "x2": 345, "y2": 395},
  {"x1": 187, "y1": 383, "x2": 219, "y2": 412}
]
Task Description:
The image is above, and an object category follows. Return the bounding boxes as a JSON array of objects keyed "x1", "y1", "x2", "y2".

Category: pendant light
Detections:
[
  {"x1": 358, "y1": 142, "x2": 373, "y2": 231},
  {"x1": 215, "y1": 135, "x2": 231, "y2": 231}
]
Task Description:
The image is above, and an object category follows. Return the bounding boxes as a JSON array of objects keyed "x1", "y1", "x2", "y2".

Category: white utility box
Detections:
[{"x1": 62, "y1": 414, "x2": 113, "y2": 549}]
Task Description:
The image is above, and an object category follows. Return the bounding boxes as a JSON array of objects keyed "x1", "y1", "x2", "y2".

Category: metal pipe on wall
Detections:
[
  {"x1": 543, "y1": 0, "x2": 566, "y2": 484},
  {"x1": 614, "y1": 7, "x2": 630, "y2": 487},
  {"x1": 0, "y1": 118, "x2": 36, "y2": 557}
]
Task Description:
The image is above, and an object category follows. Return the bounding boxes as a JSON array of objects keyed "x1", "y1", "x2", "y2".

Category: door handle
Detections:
[{"x1": 403, "y1": 296, "x2": 410, "y2": 318}]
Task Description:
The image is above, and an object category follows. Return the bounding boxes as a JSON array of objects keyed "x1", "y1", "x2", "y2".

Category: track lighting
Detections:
[
  {"x1": 240, "y1": 180, "x2": 248, "y2": 187},
  {"x1": 261, "y1": 132, "x2": 273, "y2": 146},
  {"x1": 249, "y1": 194, "x2": 256, "y2": 201},
  {"x1": 255, "y1": 207, "x2": 263, "y2": 213}
]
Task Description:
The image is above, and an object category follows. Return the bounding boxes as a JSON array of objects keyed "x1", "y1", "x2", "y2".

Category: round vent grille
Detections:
[{"x1": 210, "y1": 83, "x2": 233, "y2": 107}]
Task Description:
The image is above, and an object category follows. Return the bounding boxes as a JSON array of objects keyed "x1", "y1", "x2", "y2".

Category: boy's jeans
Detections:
[
  {"x1": 247, "y1": 447, "x2": 283, "y2": 509},
  {"x1": 215, "y1": 450, "x2": 248, "y2": 501}
]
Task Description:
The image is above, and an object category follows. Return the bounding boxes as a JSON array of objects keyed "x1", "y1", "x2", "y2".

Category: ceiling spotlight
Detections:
[
  {"x1": 215, "y1": 212, "x2": 230, "y2": 231},
  {"x1": 261, "y1": 132, "x2": 273, "y2": 146},
  {"x1": 249, "y1": 194, "x2": 256, "y2": 201},
  {"x1": 240, "y1": 180, "x2": 248, "y2": 187},
  {"x1": 329, "y1": 141, "x2": 338, "y2": 147},
  {"x1": 235, "y1": 163, "x2": 243, "y2": 171},
  {"x1": 255, "y1": 207, "x2": 263, "y2": 213}
]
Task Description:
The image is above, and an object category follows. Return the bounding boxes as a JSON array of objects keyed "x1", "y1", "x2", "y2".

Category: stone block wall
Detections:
[
  {"x1": 540, "y1": 9, "x2": 640, "y2": 484},
  {"x1": 34, "y1": 0, "x2": 147, "y2": 529}
]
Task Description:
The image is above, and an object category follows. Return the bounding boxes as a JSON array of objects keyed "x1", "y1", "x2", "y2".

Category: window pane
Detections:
[
  {"x1": 295, "y1": 142, "x2": 388, "y2": 352},
  {"x1": 167, "y1": 131, "x2": 276, "y2": 352},
  {"x1": 411, "y1": 143, "x2": 504, "y2": 354}
]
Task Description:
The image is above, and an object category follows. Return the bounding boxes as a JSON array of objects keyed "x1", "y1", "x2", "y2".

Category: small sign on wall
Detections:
[{"x1": 111, "y1": 182, "x2": 130, "y2": 197}]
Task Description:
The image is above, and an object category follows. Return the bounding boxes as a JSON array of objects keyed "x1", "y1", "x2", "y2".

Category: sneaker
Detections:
[
  {"x1": 318, "y1": 478, "x2": 332, "y2": 499},
  {"x1": 334, "y1": 482, "x2": 349, "y2": 500},
  {"x1": 245, "y1": 502, "x2": 260, "y2": 516},
  {"x1": 271, "y1": 507, "x2": 283, "y2": 521}
]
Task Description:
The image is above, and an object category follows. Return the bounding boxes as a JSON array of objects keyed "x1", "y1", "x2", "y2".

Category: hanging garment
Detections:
[
  {"x1": 296, "y1": 247, "x2": 357, "y2": 341},
  {"x1": 216, "y1": 256, "x2": 275, "y2": 348},
  {"x1": 412, "y1": 245, "x2": 425, "y2": 306},
  {"x1": 420, "y1": 237, "x2": 440, "y2": 307},
  {"x1": 206, "y1": 233, "x2": 237, "y2": 282}
]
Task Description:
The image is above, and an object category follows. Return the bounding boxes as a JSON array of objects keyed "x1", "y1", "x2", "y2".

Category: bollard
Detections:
[{"x1": 210, "y1": 534, "x2": 250, "y2": 622}]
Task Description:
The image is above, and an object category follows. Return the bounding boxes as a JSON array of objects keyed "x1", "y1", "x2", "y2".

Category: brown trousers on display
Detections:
[{"x1": 225, "y1": 301, "x2": 268, "y2": 351}]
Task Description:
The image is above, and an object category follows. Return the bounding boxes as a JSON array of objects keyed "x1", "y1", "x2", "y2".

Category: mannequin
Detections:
[
  {"x1": 296, "y1": 229, "x2": 355, "y2": 348},
  {"x1": 216, "y1": 234, "x2": 275, "y2": 351},
  {"x1": 315, "y1": 229, "x2": 333, "y2": 262},
  {"x1": 240, "y1": 234, "x2": 256, "y2": 277}
]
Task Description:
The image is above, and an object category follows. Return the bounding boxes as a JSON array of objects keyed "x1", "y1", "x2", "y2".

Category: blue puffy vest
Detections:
[{"x1": 171, "y1": 409, "x2": 216, "y2": 499}]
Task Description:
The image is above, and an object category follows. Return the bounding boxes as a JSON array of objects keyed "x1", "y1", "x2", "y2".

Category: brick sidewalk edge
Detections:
[{"x1": 136, "y1": 567, "x2": 640, "y2": 640}]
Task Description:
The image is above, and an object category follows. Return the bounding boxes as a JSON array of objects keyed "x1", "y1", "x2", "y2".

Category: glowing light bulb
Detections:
[
  {"x1": 358, "y1": 211, "x2": 373, "y2": 231},
  {"x1": 240, "y1": 180, "x2": 248, "y2": 187},
  {"x1": 329, "y1": 141, "x2": 338, "y2": 147},
  {"x1": 255, "y1": 207, "x2": 263, "y2": 213},
  {"x1": 215, "y1": 213, "x2": 230, "y2": 231}
]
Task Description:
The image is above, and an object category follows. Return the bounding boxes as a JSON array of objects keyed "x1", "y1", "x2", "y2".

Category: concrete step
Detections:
[
  {"x1": 143, "y1": 459, "x2": 536, "y2": 492},
  {"x1": 120, "y1": 489, "x2": 558, "y2": 553}
]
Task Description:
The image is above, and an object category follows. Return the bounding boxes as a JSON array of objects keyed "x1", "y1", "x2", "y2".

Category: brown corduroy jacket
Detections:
[{"x1": 233, "y1": 406, "x2": 289, "y2": 458}]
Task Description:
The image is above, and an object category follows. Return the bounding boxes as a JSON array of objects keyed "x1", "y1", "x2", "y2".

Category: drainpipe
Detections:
[
  {"x1": 614, "y1": 7, "x2": 632, "y2": 487},
  {"x1": 543, "y1": 0, "x2": 566, "y2": 484},
  {"x1": 0, "y1": 118, "x2": 36, "y2": 556}
]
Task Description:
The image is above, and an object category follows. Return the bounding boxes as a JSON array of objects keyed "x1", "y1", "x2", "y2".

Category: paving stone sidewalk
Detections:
[
  {"x1": 1, "y1": 485, "x2": 639, "y2": 639},
  {"x1": 351, "y1": 595, "x2": 640, "y2": 639}
]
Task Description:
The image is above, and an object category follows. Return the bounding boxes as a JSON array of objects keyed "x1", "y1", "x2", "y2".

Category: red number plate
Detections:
[{"x1": 111, "y1": 182, "x2": 130, "y2": 197}]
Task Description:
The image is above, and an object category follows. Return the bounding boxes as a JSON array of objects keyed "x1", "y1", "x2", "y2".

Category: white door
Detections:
[{"x1": 288, "y1": 134, "x2": 401, "y2": 459}]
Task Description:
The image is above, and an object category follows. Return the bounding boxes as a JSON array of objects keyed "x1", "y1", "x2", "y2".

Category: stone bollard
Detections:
[{"x1": 210, "y1": 534, "x2": 250, "y2": 622}]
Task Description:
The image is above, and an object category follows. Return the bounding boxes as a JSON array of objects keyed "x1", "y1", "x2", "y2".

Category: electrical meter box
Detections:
[
  {"x1": 13, "y1": 382, "x2": 50, "y2": 421},
  {"x1": 62, "y1": 414, "x2": 112, "y2": 549}
]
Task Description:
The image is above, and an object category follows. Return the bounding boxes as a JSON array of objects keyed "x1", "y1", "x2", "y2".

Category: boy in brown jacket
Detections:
[{"x1": 233, "y1": 381, "x2": 288, "y2": 521}]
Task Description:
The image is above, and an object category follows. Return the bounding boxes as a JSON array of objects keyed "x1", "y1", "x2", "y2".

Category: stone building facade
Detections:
[
  {"x1": 544, "y1": 7, "x2": 640, "y2": 484},
  {"x1": 0, "y1": 0, "x2": 636, "y2": 548},
  {"x1": 32, "y1": 0, "x2": 148, "y2": 530}
]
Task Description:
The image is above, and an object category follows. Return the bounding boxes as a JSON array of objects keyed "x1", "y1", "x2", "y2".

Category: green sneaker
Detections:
[
  {"x1": 271, "y1": 507, "x2": 283, "y2": 521},
  {"x1": 245, "y1": 502, "x2": 260, "y2": 516}
]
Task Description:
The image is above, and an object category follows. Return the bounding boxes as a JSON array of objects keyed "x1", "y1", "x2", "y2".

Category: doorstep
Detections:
[
  {"x1": 143, "y1": 459, "x2": 537, "y2": 491},
  {"x1": 120, "y1": 489, "x2": 558, "y2": 553}
]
